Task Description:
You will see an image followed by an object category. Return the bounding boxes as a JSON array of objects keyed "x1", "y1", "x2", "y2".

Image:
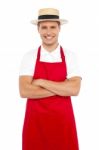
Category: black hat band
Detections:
[{"x1": 38, "y1": 15, "x2": 59, "y2": 20}]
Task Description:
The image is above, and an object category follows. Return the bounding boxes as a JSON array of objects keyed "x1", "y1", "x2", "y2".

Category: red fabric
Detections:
[{"x1": 22, "y1": 46, "x2": 79, "y2": 150}]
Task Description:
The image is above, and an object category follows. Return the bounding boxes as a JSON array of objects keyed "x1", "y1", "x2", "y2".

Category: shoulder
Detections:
[
  {"x1": 22, "y1": 48, "x2": 38, "y2": 60},
  {"x1": 62, "y1": 47, "x2": 77, "y2": 63},
  {"x1": 21, "y1": 48, "x2": 38, "y2": 65},
  {"x1": 63, "y1": 47, "x2": 76, "y2": 57},
  {"x1": 19, "y1": 48, "x2": 38, "y2": 76},
  {"x1": 62, "y1": 47, "x2": 81, "y2": 78}
]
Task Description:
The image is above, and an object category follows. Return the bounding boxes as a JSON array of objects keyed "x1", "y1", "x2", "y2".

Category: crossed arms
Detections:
[{"x1": 19, "y1": 76, "x2": 81, "y2": 99}]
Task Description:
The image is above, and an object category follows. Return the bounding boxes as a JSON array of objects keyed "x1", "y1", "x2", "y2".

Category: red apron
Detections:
[{"x1": 22, "y1": 46, "x2": 79, "y2": 150}]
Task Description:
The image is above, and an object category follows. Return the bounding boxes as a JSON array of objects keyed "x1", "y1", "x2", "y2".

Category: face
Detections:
[{"x1": 38, "y1": 21, "x2": 60, "y2": 47}]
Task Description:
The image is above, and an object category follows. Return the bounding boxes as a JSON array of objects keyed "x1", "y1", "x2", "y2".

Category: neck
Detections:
[{"x1": 42, "y1": 42, "x2": 59, "y2": 52}]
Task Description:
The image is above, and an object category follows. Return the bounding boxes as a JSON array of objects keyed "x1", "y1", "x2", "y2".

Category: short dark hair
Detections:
[{"x1": 37, "y1": 21, "x2": 60, "y2": 27}]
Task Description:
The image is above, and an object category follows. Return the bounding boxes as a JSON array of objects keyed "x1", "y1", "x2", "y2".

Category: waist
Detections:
[{"x1": 27, "y1": 95, "x2": 71, "y2": 106}]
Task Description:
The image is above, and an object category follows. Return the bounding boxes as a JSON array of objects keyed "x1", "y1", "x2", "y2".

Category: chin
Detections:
[
  {"x1": 44, "y1": 43, "x2": 55, "y2": 46},
  {"x1": 44, "y1": 40, "x2": 56, "y2": 45}
]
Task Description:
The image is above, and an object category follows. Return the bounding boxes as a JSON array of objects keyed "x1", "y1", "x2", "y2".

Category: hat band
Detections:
[{"x1": 38, "y1": 15, "x2": 59, "y2": 20}]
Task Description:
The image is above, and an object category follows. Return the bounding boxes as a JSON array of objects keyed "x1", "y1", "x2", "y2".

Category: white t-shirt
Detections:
[{"x1": 19, "y1": 45, "x2": 81, "y2": 79}]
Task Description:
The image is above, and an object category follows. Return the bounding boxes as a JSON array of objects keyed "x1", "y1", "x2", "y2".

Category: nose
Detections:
[{"x1": 46, "y1": 28, "x2": 51, "y2": 35}]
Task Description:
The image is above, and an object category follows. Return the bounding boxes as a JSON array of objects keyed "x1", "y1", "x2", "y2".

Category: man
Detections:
[{"x1": 19, "y1": 8, "x2": 81, "y2": 150}]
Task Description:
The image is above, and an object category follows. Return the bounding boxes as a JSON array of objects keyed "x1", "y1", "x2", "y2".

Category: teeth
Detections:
[{"x1": 46, "y1": 36, "x2": 52, "y2": 39}]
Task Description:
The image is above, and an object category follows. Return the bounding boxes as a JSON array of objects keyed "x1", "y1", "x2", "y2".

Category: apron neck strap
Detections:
[
  {"x1": 37, "y1": 46, "x2": 41, "y2": 61},
  {"x1": 37, "y1": 45, "x2": 65, "y2": 62},
  {"x1": 60, "y1": 46, "x2": 65, "y2": 61}
]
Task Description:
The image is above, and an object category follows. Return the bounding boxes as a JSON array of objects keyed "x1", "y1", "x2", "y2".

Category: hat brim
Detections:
[{"x1": 31, "y1": 19, "x2": 68, "y2": 25}]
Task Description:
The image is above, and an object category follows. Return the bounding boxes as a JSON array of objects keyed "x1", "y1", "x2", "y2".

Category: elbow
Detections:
[
  {"x1": 19, "y1": 89, "x2": 27, "y2": 98},
  {"x1": 72, "y1": 88, "x2": 80, "y2": 96},
  {"x1": 20, "y1": 94, "x2": 26, "y2": 98},
  {"x1": 72, "y1": 91, "x2": 79, "y2": 96},
  {"x1": 72, "y1": 81, "x2": 81, "y2": 96}
]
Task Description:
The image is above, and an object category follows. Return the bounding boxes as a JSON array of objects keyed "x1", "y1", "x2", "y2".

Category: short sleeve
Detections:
[
  {"x1": 64, "y1": 49, "x2": 81, "y2": 79},
  {"x1": 19, "y1": 49, "x2": 37, "y2": 76}
]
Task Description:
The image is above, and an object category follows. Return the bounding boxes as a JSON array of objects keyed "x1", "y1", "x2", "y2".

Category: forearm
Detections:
[
  {"x1": 19, "y1": 79, "x2": 55, "y2": 99},
  {"x1": 36, "y1": 77, "x2": 81, "y2": 96},
  {"x1": 39, "y1": 80, "x2": 73, "y2": 96},
  {"x1": 30, "y1": 84, "x2": 55, "y2": 99}
]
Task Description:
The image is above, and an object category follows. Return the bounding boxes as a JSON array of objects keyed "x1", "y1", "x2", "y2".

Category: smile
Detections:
[{"x1": 44, "y1": 36, "x2": 55, "y2": 40}]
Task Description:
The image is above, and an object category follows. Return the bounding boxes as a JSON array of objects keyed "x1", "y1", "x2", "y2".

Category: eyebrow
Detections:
[{"x1": 41, "y1": 25, "x2": 57, "y2": 28}]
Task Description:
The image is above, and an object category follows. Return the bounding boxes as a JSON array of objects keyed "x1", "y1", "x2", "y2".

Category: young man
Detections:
[{"x1": 19, "y1": 8, "x2": 81, "y2": 150}]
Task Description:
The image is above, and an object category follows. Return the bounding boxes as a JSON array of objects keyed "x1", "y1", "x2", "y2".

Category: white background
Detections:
[{"x1": 0, "y1": 0, "x2": 99, "y2": 149}]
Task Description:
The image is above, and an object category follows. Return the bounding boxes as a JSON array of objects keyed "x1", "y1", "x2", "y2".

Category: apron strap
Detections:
[
  {"x1": 37, "y1": 46, "x2": 41, "y2": 61},
  {"x1": 37, "y1": 45, "x2": 65, "y2": 62},
  {"x1": 60, "y1": 46, "x2": 65, "y2": 62}
]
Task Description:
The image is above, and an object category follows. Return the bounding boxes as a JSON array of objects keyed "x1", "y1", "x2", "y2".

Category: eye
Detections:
[
  {"x1": 41, "y1": 26, "x2": 47, "y2": 29},
  {"x1": 51, "y1": 26, "x2": 56, "y2": 29}
]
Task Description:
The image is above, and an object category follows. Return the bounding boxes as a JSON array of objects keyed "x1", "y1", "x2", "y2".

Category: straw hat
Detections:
[{"x1": 31, "y1": 8, "x2": 68, "y2": 25}]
